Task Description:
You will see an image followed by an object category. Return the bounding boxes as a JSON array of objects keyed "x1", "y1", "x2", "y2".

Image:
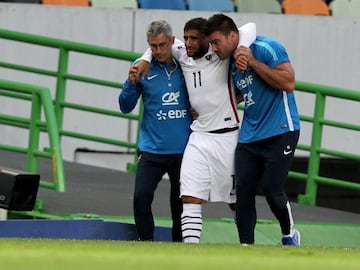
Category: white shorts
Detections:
[{"x1": 180, "y1": 130, "x2": 238, "y2": 203}]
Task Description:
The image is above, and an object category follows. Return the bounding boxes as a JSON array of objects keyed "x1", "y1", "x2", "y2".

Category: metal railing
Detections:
[
  {"x1": 0, "y1": 79, "x2": 65, "y2": 192},
  {"x1": 291, "y1": 81, "x2": 360, "y2": 205},
  {"x1": 0, "y1": 28, "x2": 142, "y2": 179},
  {"x1": 0, "y1": 28, "x2": 359, "y2": 208}
]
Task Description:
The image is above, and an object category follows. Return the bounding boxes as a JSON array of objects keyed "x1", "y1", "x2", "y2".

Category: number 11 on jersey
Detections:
[{"x1": 193, "y1": 71, "x2": 202, "y2": 88}]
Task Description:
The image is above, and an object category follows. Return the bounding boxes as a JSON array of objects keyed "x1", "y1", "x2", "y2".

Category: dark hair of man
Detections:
[
  {"x1": 204, "y1": 13, "x2": 239, "y2": 37},
  {"x1": 184, "y1": 17, "x2": 207, "y2": 33}
]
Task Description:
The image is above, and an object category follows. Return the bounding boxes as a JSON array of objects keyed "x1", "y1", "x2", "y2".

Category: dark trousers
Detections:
[
  {"x1": 133, "y1": 152, "x2": 183, "y2": 242},
  {"x1": 235, "y1": 131, "x2": 300, "y2": 244}
]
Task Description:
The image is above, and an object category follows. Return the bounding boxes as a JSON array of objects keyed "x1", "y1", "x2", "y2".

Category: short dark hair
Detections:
[
  {"x1": 204, "y1": 13, "x2": 239, "y2": 37},
  {"x1": 184, "y1": 17, "x2": 207, "y2": 33}
]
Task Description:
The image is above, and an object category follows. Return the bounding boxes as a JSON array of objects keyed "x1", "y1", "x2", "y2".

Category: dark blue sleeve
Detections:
[{"x1": 118, "y1": 79, "x2": 142, "y2": 113}]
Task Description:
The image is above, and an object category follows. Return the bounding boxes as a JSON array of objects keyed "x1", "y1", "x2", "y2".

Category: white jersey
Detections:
[
  {"x1": 173, "y1": 46, "x2": 239, "y2": 132},
  {"x1": 141, "y1": 22, "x2": 257, "y2": 132},
  {"x1": 139, "y1": 22, "x2": 257, "y2": 203}
]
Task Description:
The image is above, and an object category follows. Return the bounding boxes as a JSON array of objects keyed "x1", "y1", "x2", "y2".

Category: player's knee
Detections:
[
  {"x1": 134, "y1": 191, "x2": 153, "y2": 207},
  {"x1": 266, "y1": 192, "x2": 288, "y2": 210},
  {"x1": 181, "y1": 195, "x2": 202, "y2": 204}
]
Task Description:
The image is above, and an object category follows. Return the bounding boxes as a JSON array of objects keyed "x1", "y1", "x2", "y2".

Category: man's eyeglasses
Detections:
[{"x1": 149, "y1": 41, "x2": 170, "y2": 50}]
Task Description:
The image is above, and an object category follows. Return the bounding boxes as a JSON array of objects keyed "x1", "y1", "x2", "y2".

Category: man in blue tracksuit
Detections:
[
  {"x1": 205, "y1": 14, "x2": 301, "y2": 246},
  {"x1": 119, "y1": 20, "x2": 192, "y2": 241}
]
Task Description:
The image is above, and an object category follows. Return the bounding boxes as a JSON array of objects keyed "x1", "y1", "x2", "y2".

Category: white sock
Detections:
[{"x1": 181, "y1": 203, "x2": 202, "y2": 243}]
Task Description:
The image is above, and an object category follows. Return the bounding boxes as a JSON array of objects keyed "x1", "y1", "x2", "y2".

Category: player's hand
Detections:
[
  {"x1": 234, "y1": 46, "x2": 250, "y2": 72},
  {"x1": 134, "y1": 60, "x2": 150, "y2": 80},
  {"x1": 128, "y1": 66, "x2": 139, "y2": 84},
  {"x1": 189, "y1": 107, "x2": 199, "y2": 120}
]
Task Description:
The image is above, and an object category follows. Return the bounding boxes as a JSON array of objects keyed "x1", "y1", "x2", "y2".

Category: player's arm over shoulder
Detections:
[{"x1": 238, "y1": 22, "x2": 256, "y2": 48}]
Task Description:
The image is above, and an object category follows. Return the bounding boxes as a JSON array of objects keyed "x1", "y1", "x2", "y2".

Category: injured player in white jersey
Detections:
[{"x1": 137, "y1": 17, "x2": 256, "y2": 243}]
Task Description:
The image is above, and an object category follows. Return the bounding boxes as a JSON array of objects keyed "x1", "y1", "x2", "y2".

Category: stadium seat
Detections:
[
  {"x1": 90, "y1": 0, "x2": 137, "y2": 9},
  {"x1": 0, "y1": 0, "x2": 40, "y2": 2},
  {"x1": 281, "y1": 0, "x2": 330, "y2": 15},
  {"x1": 138, "y1": 0, "x2": 187, "y2": 10},
  {"x1": 187, "y1": 0, "x2": 235, "y2": 12},
  {"x1": 41, "y1": 0, "x2": 90, "y2": 6},
  {"x1": 236, "y1": 0, "x2": 282, "y2": 14},
  {"x1": 330, "y1": 0, "x2": 360, "y2": 17}
]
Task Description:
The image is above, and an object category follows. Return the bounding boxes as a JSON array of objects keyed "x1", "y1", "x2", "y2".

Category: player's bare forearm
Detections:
[{"x1": 249, "y1": 60, "x2": 295, "y2": 92}]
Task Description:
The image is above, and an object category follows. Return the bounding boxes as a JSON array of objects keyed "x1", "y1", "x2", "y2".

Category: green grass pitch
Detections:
[{"x1": 0, "y1": 238, "x2": 359, "y2": 270}]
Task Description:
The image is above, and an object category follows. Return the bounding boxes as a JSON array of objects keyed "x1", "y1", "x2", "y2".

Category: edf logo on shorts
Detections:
[{"x1": 156, "y1": 91, "x2": 187, "y2": 120}]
